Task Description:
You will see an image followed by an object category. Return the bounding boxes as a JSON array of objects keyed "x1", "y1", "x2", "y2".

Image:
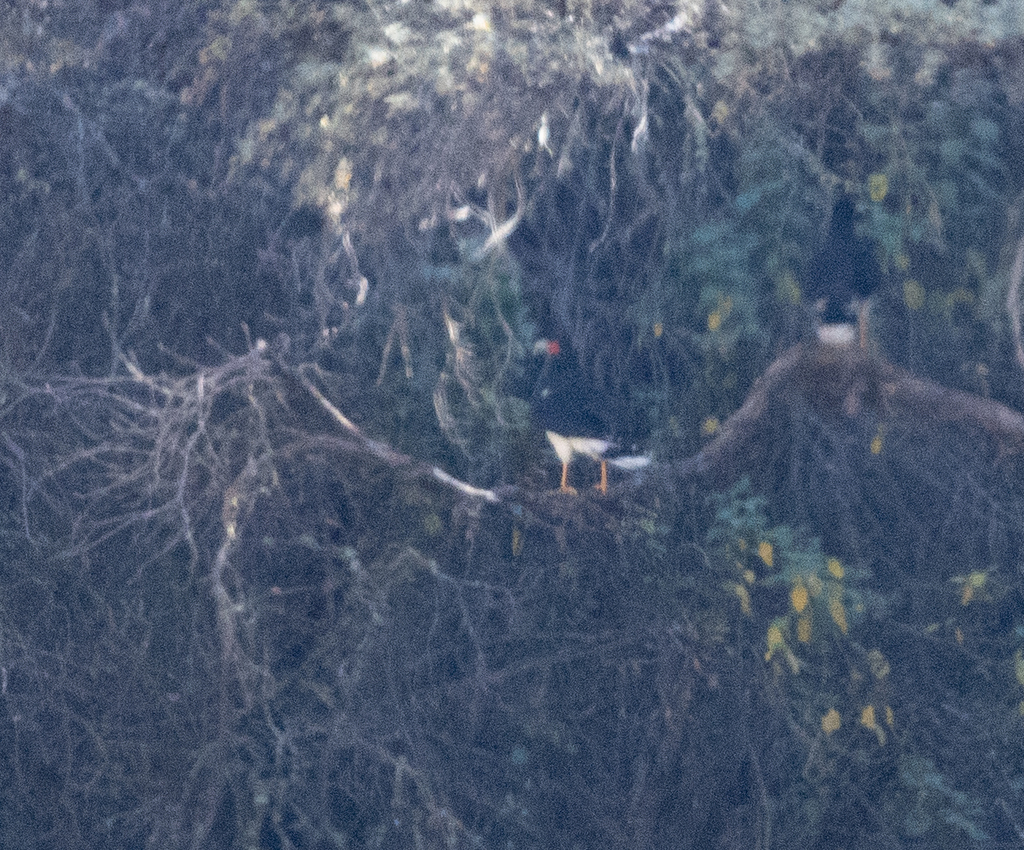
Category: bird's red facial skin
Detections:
[{"x1": 546, "y1": 339, "x2": 561, "y2": 357}]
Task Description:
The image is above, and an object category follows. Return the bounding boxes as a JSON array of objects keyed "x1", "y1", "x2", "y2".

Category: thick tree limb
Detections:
[
  {"x1": 679, "y1": 342, "x2": 1024, "y2": 482},
  {"x1": 295, "y1": 364, "x2": 501, "y2": 503},
  {"x1": 290, "y1": 340, "x2": 1024, "y2": 507}
]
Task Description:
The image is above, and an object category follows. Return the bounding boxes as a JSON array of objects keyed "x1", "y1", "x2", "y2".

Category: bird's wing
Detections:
[
  {"x1": 606, "y1": 454, "x2": 651, "y2": 471},
  {"x1": 545, "y1": 431, "x2": 575, "y2": 464},
  {"x1": 567, "y1": 437, "x2": 614, "y2": 459}
]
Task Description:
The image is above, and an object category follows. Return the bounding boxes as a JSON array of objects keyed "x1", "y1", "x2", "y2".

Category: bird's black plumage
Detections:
[
  {"x1": 806, "y1": 196, "x2": 883, "y2": 327},
  {"x1": 531, "y1": 339, "x2": 607, "y2": 439},
  {"x1": 529, "y1": 339, "x2": 649, "y2": 493}
]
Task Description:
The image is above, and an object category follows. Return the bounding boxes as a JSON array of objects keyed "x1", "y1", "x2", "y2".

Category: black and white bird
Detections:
[
  {"x1": 806, "y1": 195, "x2": 884, "y2": 348},
  {"x1": 531, "y1": 338, "x2": 650, "y2": 494}
]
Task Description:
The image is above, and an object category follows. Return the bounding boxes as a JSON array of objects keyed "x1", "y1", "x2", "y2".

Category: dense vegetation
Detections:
[{"x1": 2, "y1": 0, "x2": 1024, "y2": 847}]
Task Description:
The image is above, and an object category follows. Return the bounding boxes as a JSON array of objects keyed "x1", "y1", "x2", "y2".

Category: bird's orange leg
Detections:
[
  {"x1": 594, "y1": 460, "x2": 608, "y2": 494},
  {"x1": 559, "y1": 461, "x2": 575, "y2": 494}
]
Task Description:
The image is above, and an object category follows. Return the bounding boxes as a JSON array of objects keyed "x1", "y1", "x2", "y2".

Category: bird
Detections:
[
  {"x1": 805, "y1": 195, "x2": 884, "y2": 348},
  {"x1": 530, "y1": 338, "x2": 650, "y2": 494}
]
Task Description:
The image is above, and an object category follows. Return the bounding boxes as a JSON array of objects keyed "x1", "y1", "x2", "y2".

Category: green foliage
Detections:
[
  {"x1": 856, "y1": 74, "x2": 1008, "y2": 264},
  {"x1": 705, "y1": 480, "x2": 867, "y2": 651},
  {"x1": 718, "y1": 0, "x2": 1024, "y2": 71},
  {"x1": 699, "y1": 465, "x2": 1024, "y2": 848},
  {"x1": 705, "y1": 478, "x2": 772, "y2": 546},
  {"x1": 892, "y1": 755, "x2": 991, "y2": 843},
  {"x1": 5, "y1": 1, "x2": 1024, "y2": 848},
  {"x1": 428, "y1": 253, "x2": 538, "y2": 478},
  {"x1": 732, "y1": 123, "x2": 821, "y2": 281},
  {"x1": 234, "y1": 0, "x2": 636, "y2": 240},
  {"x1": 644, "y1": 214, "x2": 768, "y2": 435}
]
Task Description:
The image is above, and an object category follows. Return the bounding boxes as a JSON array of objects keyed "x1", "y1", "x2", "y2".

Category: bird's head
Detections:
[{"x1": 533, "y1": 338, "x2": 561, "y2": 358}]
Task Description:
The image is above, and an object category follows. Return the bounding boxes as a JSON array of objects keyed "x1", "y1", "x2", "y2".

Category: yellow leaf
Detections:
[
  {"x1": 775, "y1": 269, "x2": 801, "y2": 305},
  {"x1": 758, "y1": 541, "x2": 773, "y2": 568},
  {"x1": 859, "y1": 704, "x2": 877, "y2": 729},
  {"x1": 829, "y1": 595, "x2": 848, "y2": 634},
  {"x1": 867, "y1": 649, "x2": 890, "y2": 679},
  {"x1": 867, "y1": 172, "x2": 889, "y2": 202},
  {"x1": 826, "y1": 558, "x2": 844, "y2": 580},
  {"x1": 884, "y1": 705, "x2": 895, "y2": 728},
  {"x1": 904, "y1": 279, "x2": 925, "y2": 311},
  {"x1": 821, "y1": 708, "x2": 841, "y2": 735},
  {"x1": 960, "y1": 570, "x2": 987, "y2": 605},
  {"x1": 511, "y1": 527, "x2": 523, "y2": 556},
  {"x1": 732, "y1": 582, "x2": 752, "y2": 616},
  {"x1": 791, "y1": 581, "x2": 809, "y2": 613},
  {"x1": 1014, "y1": 649, "x2": 1024, "y2": 687},
  {"x1": 870, "y1": 433, "x2": 883, "y2": 455},
  {"x1": 797, "y1": 614, "x2": 812, "y2": 643},
  {"x1": 765, "y1": 621, "x2": 800, "y2": 672}
]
